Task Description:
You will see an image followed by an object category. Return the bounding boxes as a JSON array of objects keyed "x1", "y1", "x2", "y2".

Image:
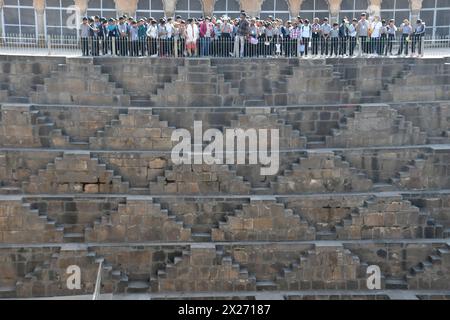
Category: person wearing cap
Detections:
[
  {"x1": 300, "y1": 19, "x2": 312, "y2": 57},
  {"x1": 220, "y1": 16, "x2": 234, "y2": 57},
  {"x1": 174, "y1": 19, "x2": 186, "y2": 57},
  {"x1": 235, "y1": 12, "x2": 249, "y2": 58},
  {"x1": 200, "y1": 16, "x2": 214, "y2": 57},
  {"x1": 347, "y1": 18, "x2": 358, "y2": 56},
  {"x1": 129, "y1": 20, "x2": 139, "y2": 56},
  {"x1": 370, "y1": 16, "x2": 382, "y2": 56},
  {"x1": 357, "y1": 13, "x2": 370, "y2": 55},
  {"x1": 146, "y1": 19, "x2": 158, "y2": 56},
  {"x1": 80, "y1": 17, "x2": 92, "y2": 56},
  {"x1": 339, "y1": 18, "x2": 349, "y2": 56},
  {"x1": 106, "y1": 18, "x2": 118, "y2": 55},
  {"x1": 397, "y1": 19, "x2": 412, "y2": 56},
  {"x1": 281, "y1": 20, "x2": 291, "y2": 57},
  {"x1": 320, "y1": 17, "x2": 331, "y2": 56},
  {"x1": 99, "y1": 19, "x2": 108, "y2": 55},
  {"x1": 412, "y1": 19, "x2": 425, "y2": 57},
  {"x1": 386, "y1": 19, "x2": 397, "y2": 56},
  {"x1": 311, "y1": 18, "x2": 321, "y2": 56},
  {"x1": 90, "y1": 17, "x2": 100, "y2": 56},
  {"x1": 158, "y1": 18, "x2": 168, "y2": 57},
  {"x1": 379, "y1": 19, "x2": 388, "y2": 56},
  {"x1": 138, "y1": 19, "x2": 148, "y2": 56},
  {"x1": 185, "y1": 18, "x2": 199, "y2": 57},
  {"x1": 117, "y1": 17, "x2": 129, "y2": 56},
  {"x1": 330, "y1": 22, "x2": 340, "y2": 57},
  {"x1": 166, "y1": 17, "x2": 175, "y2": 57}
]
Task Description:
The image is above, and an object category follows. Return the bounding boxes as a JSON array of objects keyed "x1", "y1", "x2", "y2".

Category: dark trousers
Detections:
[
  {"x1": 360, "y1": 36, "x2": 369, "y2": 53},
  {"x1": 398, "y1": 34, "x2": 409, "y2": 55},
  {"x1": 302, "y1": 37, "x2": 310, "y2": 56},
  {"x1": 386, "y1": 34, "x2": 395, "y2": 55},
  {"x1": 379, "y1": 35, "x2": 387, "y2": 55},
  {"x1": 81, "y1": 37, "x2": 89, "y2": 56},
  {"x1": 147, "y1": 38, "x2": 157, "y2": 56},
  {"x1": 119, "y1": 36, "x2": 128, "y2": 56},
  {"x1": 412, "y1": 34, "x2": 423, "y2": 55},
  {"x1": 321, "y1": 36, "x2": 329, "y2": 55},
  {"x1": 312, "y1": 33, "x2": 320, "y2": 55},
  {"x1": 349, "y1": 36, "x2": 356, "y2": 56},
  {"x1": 339, "y1": 36, "x2": 347, "y2": 55},
  {"x1": 91, "y1": 37, "x2": 99, "y2": 56},
  {"x1": 330, "y1": 37, "x2": 339, "y2": 56},
  {"x1": 370, "y1": 37, "x2": 379, "y2": 54}
]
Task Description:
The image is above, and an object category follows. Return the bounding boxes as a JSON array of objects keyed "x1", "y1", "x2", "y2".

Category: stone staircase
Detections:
[
  {"x1": 152, "y1": 59, "x2": 239, "y2": 107},
  {"x1": 89, "y1": 108, "x2": 176, "y2": 150},
  {"x1": 85, "y1": 197, "x2": 191, "y2": 242},
  {"x1": 212, "y1": 198, "x2": 315, "y2": 241},
  {"x1": 335, "y1": 195, "x2": 423, "y2": 240},
  {"x1": 155, "y1": 244, "x2": 256, "y2": 293},
  {"x1": 325, "y1": 104, "x2": 427, "y2": 148},
  {"x1": 21, "y1": 151, "x2": 130, "y2": 194},
  {"x1": 406, "y1": 243, "x2": 450, "y2": 290},
  {"x1": 31, "y1": 58, "x2": 131, "y2": 106},
  {"x1": 390, "y1": 154, "x2": 429, "y2": 190},
  {"x1": 275, "y1": 244, "x2": 364, "y2": 291},
  {"x1": 149, "y1": 163, "x2": 252, "y2": 195},
  {"x1": 271, "y1": 150, "x2": 373, "y2": 194}
]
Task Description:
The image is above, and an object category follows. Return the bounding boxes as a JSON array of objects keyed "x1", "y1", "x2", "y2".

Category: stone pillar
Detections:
[
  {"x1": 327, "y1": 0, "x2": 342, "y2": 23},
  {"x1": 409, "y1": 0, "x2": 423, "y2": 23},
  {"x1": 287, "y1": 0, "x2": 304, "y2": 18},
  {"x1": 368, "y1": 0, "x2": 382, "y2": 18},
  {"x1": 163, "y1": 0, "x2": 177, "y2": 17},
  {"x1": 114, "y1": 0, "x2": 138, "y2": 17},
  {"x1": 201, "y1": 0, "x2": 216, "y2": 17},
  {"x1": 74, "y1": 0, "x2": 89, "y2": 17},
  {"x1": 239, "y1": 0, "x2": 264, "y2": 17},
  {"x1": 33, "y1": 0, "x2": 46, "y2": 36}
]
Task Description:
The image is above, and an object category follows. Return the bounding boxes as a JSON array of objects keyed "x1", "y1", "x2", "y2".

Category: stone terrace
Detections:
[{"x1": 0, "y1": 55, "x2": 449, "y2": 300}]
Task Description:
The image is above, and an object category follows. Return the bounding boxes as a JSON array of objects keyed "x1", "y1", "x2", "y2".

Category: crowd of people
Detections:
[{"x1": 79, "y1": 11, "x2": 427, "y2": 58}]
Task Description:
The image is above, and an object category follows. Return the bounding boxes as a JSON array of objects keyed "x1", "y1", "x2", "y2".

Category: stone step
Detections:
[
  {"x1": 191, "y1": 232, "x2": 212, "y2": 242},
  {"x1": 63, "y1": 233, "x2": 85, "y2": 243},
  {"x1": 316, "y1": 231, "x2": 336, "y2": 240},
  {"x1": 0, "y1": 286, "x2": 16, "y2": 299},
  {"x1": 385, "y1": 277, "x2": 408, "y2": 290},
  {"x1": 256, "y1": 281, "x2": 277, "y2": 291},
  {"x1": 126, "y1": 281, "x2": 150, "y2": 293}
]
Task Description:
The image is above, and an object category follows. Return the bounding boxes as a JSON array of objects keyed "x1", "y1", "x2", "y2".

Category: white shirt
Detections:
[
  {"x1": 146, "y1": 25, "x2": 158, "y2": 38},
  {"x1": 185, "y1": 24, "x2": 199, "y2": 42},
  {"x1": 301, "y1": 25, "x2": 311, "y2": 38},
  {"x1": 371, "y1": 21, "x2": 382, "y2": 38}
]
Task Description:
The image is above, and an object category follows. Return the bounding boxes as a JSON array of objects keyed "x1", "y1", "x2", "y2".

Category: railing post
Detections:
[
  {"x1": 47, "y1": 35, "x2": 52, "y2": 55},
  {"x1": 174, "y1": 37, "x2": 178, "y2": 58}
]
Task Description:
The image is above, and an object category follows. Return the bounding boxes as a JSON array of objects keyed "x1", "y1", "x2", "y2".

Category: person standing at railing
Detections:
[
  {"x1": 200, "y1": 17, "x2": 214, "y2": 57},
  {"x1": 166, "y1": 18, "x2": 175, "y2": 57},
  {"x1": 138, "y1": 19, "x2": 148, "y2": 56},
  {"x1": 300, "y1": 20, "x2": 312, "y2": 57},
  {"x1": 311, "y1": 18, "x2": 321, "y2": 56},
  {"x1": 146, "y1": 19, "x2": 159, "y2": 57},
  {"x1": 412, "y1": 19, "x2": 426, "y2": 57},
  {"x1": 320, "y1": 17, "x2": 331, "y2": 56},
  {"x1": 80, "y1": 17, "x2": 91, "y2": 56},
  {"x1": 330, "y1": 23, "x2": 340, "y2": 57},
  {"x1": 91, "y1": 16, "x2": 102, "y2": 56},
  {"x1": 357, "y1": 13, "x2": 370, "y2": 55},
  {"x1": 118, "y1": 17, "x2": 129, "y2": 56},
  {"x1": 235, "y1": 12, "x2": 250, "y2": 58},
  {"x1": 379, "y1": 20, "x2": 388, "y2": 56},
  {"x1": 289, "y1": 21, "x2": 300, "y2": 58},
  {"x1": 106, "y1": 18, "x2": 118, "y2": 55},
  {"x1": 185, "y1": 18, "x2": 199, "y2": 57},
  {"x1": 281, "y1": 21, "x2": 291, "y2": 57},
  {"x1": 130, "y1": 21, "x2": 139, "y2": 57},
  {"x1": 385, "y1": 19, "x2": 397, "y2": 56},
  {"x1": 175, "y1": 19, "x2": 186, "y2": 58},
  {"x1": 347, "y1": 18, "x2": 358, "y2": 57},
  {"x1": 220, "y1": 16, "x2": 233, "y2": 57},
  {"x1": 99, "y1": 18, "x2": 108, "y2": 55},
  {"x1": 397, "y1": 19, "x2": 412, "y2": 56},
  {"x1": 370, "y1": 16, "x2": 382, "y2": 56},
  {"x1": 339, "y1": 18, "x2": 349, "y2": 57},
  {"x1": 89, "y1": 17, "x2": 98, "y2": 56}
]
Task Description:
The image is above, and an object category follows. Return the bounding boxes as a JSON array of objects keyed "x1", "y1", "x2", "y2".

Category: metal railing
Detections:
[{"x1": 0, "y1": 34, "x2": 449, "y2": 58}]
